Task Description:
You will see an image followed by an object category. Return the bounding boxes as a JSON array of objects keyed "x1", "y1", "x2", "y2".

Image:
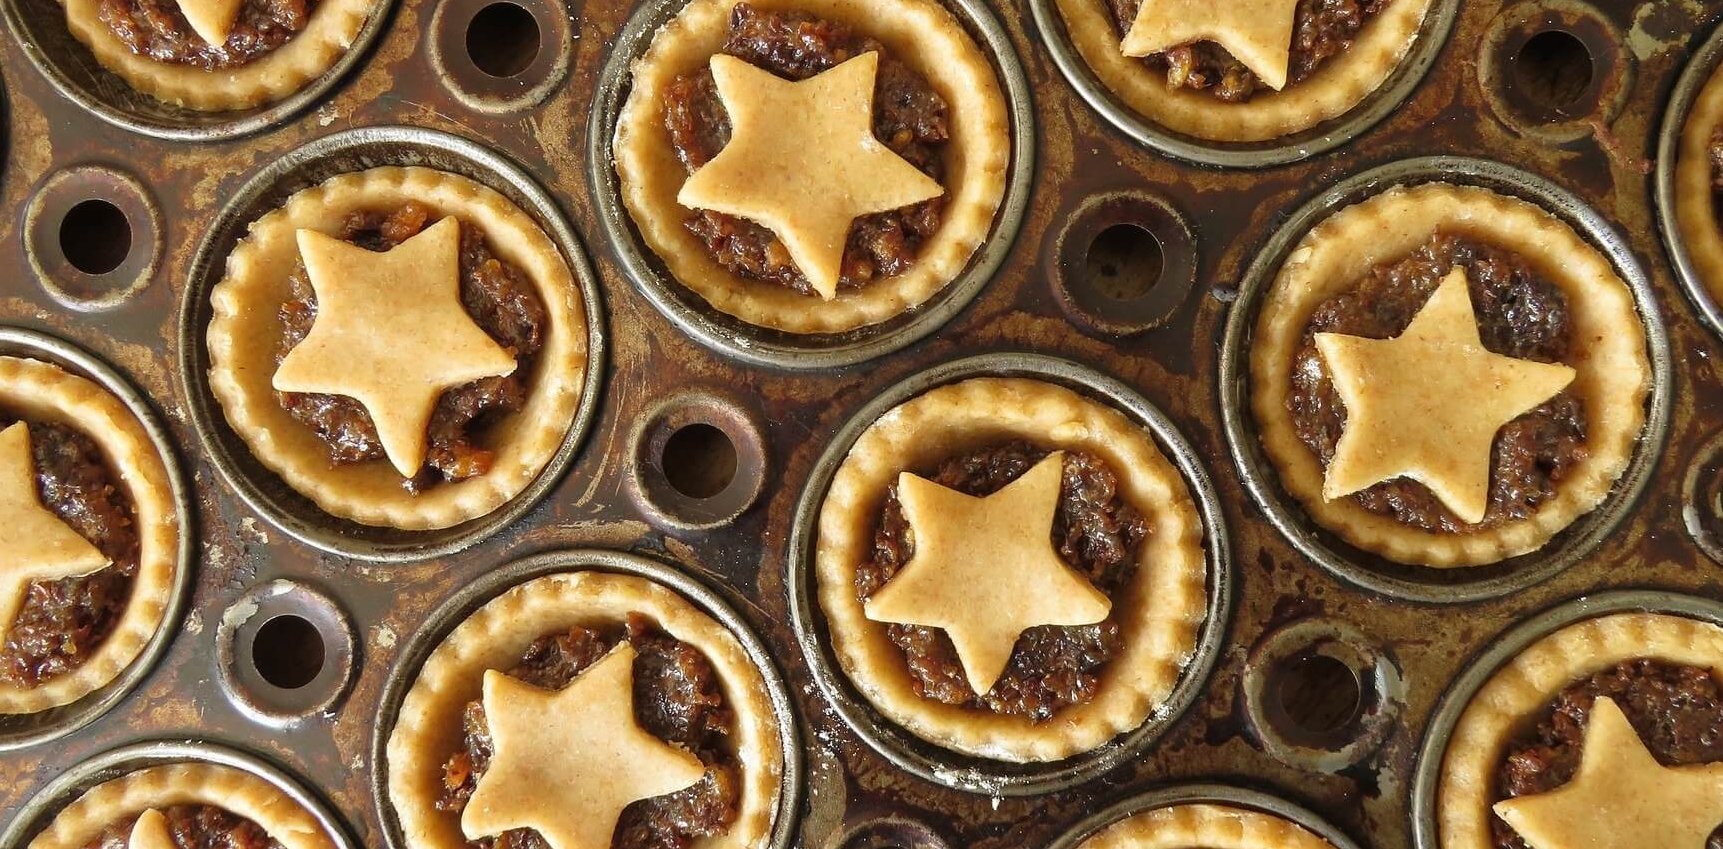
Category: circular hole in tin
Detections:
[
  {"x1": 1270, "y1": 653, "x2": 1362, "y2": 738},
  {"x1": 26, "y1": 166, "x2": 162, "y2": 310},
  {"x1": 1479, "y1": 3, "x2": 1629, "y2": 142},
  {"x1": 217, "y1": 580, "x2": 356, "y2": 725},
  {"x1": 632, "y1": 393, "x2": 766, "y2": 531},
  {"x1": 1052, "y1": 191, "x2": 1196, "y2": 336},
  {"x1": 1084, "y1": 224, "x2": 1164, "y2": 301},
  {"x1": 1240, "y1": 617, "x2": 1402, "y2": 771},
  {"x1": 661, "y1": 423, "x2": 737, "y2": 500},
  {"x1": 251, "y1": 614, "x2": 326, "y2": 690},
  {"x1": 1681, "y1": 429, "x2": 1723, "y2": 565},
  {"x1": 1510, "y1": 29, "x2": 1594, "y2": 114},
  {"x1": 58, "y1": 199, "x2": 132, "y2": 276},
  {"x1": 466, "y1": 2, "x2": 541, "y2": 78}
]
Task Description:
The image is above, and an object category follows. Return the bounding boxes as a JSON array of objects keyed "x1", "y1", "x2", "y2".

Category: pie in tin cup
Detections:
[
  {"x1": 386, "y1": 571, "x2": 786, "y2": 849},
  {"x1": 1674, "y1": 61, "x2": 1723, "y2": 311},
  {"x1": 206, "y1": 165, "x2": 588, "y2": 531},
  {"x1": 25, "y1": 763, "x2": 335, "y2": 849},
  {"x1": 815, "y1": 376, "x2": 1208, "y2": 762},
  {"x1": 1074, "y1": 803, "x2": 1342, "y2": 849},
  {"x1": 1250, "y1": 182, "x2": 1649, "y2": 568},
  {"x1": 0, "y1": 356, "x2": 179, "y2": 716},
  {"x1": 613, "y1": 0, "x2": 1011, "y2": 334}
]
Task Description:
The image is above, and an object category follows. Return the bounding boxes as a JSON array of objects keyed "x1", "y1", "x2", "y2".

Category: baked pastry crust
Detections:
[
  {"x1": 1675, "y1": 62, "x2": 1723, "y2": 310},
  {"x1": 207, "y1": 166, "x2": 588, "y2": 531},
  {"x1": 815, "y1": 377, "x2": 1208, "y2": 762},
  {"x1": 25, "y1": 763, "x2": 335, "y2": 849},
  {"x1": 613, "y1": 0, "x2": 1011, "y2": 334},
  {"x1": 386, "y1": 571, "x2": 785, "y2": 849},
  {"x1": 0, "y1": 356, "x2": 178, "y2": 715},
  {"x1": 1051, "y1": 0, "x2": 1434, "y2": 143},
  {"x1": 1076, "y1": 803, "x2": 1340, "y2": 849},
  {"x1": 1250, "y1": 183, "x2": 1649, "y2": 568},
  {"x1": 63, "y1": 0, "x2": 375, "y2": 111},
  {"x1": 1436, "y1": 612, "x2": 1723, "y2": 849}
]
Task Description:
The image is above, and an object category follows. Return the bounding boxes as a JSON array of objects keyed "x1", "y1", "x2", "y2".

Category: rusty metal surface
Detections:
[{"x1": 0, "y1": 0, "x2": 1721, "y2": 848}]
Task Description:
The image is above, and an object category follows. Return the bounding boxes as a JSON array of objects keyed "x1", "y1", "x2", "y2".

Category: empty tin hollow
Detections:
[
  {"x1": 25, "y1": 166, "x2": 162, "y2": 311},
  {"x1": 216, "y1": 580, "x2": 356, "y2": 726},
  {"x1": 1242, "y1": 618, "x2": 1402, "y2": 772},
  {"x1": 1478, "y1": 1, "x2": 1629, "y2": 142},
  {"x1": 1051, "y1": 191, "x2": 1196, "y2": 336},
  {"x1": 432, "y1": 0, "x2": 572, "y2": 112},
  {"x1": 631, "y1": 392, "x2": 766, "y2": 530}
]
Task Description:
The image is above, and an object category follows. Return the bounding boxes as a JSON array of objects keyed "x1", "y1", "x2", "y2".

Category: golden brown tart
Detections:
[
  {"x1": 815, "y1": 377, "x2": 1208, "y2": 762},
  {"x1": 614, "y1": 0, "x2": 1010, "y2": 334},
  {"x1": 1250, "y1": 182, "x2": 1649, "y2": 568},
  {"x1": 1075, "y1": 803, "x2": 1342, "y2": 849},
  {"x1": 25, "y1": 763, "x2": 336, "y2": 849},
  {"x1": 0, "y1": 356, "x2": 178, "y2": 715},
  {"x1": 1675, "y1": 62, "x2": 1723, "y2": 312},
  {"x1": 206, "y1": 166, "x2": 588, "y2": 531},
  {"x1": 386, "y1": 571, "x2": 785, "y2": 849}
]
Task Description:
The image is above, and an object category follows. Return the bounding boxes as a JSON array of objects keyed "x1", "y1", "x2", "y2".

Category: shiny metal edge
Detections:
[
  {"x1": 1041, "y1": 782, "x2": 1365, "y2": 849},
  {"x1": 1653, "y1": 20, "x2": 1723, "y2": 341}
]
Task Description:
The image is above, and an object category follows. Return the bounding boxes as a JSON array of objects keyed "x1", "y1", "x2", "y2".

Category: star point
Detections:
[
  {"x1": 0, "y1": 422, "x2": 109, "y2": 642},
  {"x1": 127, "y1": 810, "x2": 175, "y2": 849},
  {"x1": 1122, "y1": 0, "x2": 1302, "y2": 91},
  {"x1": 174, "y1": 0, "x2": 245, "y2": 48}
]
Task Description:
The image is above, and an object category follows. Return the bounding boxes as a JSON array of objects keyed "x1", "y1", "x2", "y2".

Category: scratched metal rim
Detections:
[
  {"x1": 0, "y1": 327, "x2": 195, "y2": 753},
  {"x1": 369, "y1": 548, "x2": 805, "y2": 849},
  {"x1": 1653, "y1": 18, "x2": 1723, "y2": 342},
  {"x1": 784, "y1": 352, "x2": 1234, "y2": 796},
  {"x1": 1024, "y1": 0, "x2": 1459, "y2": 168},
  {"x1": 0, "y1": 0, "x2": 396, "y2": 141},
  {"x1": 1042, "y1": 783, "x2": 1365, "y2": 849},
  {"x1": 0, "y1": 740, "x2": 358, "y2": 849},
  {"x1": 585, "y1": 0, "x2": 1036, "y2": 371},
  {"x1": 175, "y1": 126, "x2": 609, "y2": 563},
  {"x1": 1218, "y1": 156, "x2": 1673, "y2": 604},
  {"x1": 1407, "y1": 589, "x2": 1723, "y2": 849}
]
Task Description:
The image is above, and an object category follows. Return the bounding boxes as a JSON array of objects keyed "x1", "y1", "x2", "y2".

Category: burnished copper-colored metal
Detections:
[
  {"x1": 1049, "y1": 190, "x2": 1197, "y2": 337},
  {"x1": 1477, "y1": 0, "x2": 1632, "y2": 143},
  {"x1": 629, "y1": 390, "x2": 768, "y2": 531},
  {"x1": 1242, "y1": 617, "x2": 1405, "y2": 775},
  {"x1": 215, "y1": 580, "x2": 357, "y2": 727},
  {"x1": 23, "y1": 165, "x2": 161, "y2": 312}
]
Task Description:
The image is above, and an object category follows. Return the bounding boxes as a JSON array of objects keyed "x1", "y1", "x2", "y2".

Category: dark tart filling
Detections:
[
  {"x1": 858, "y1": 440, "x2": 1147, "y2": 721},
  {"x1": 1491, "y1": 659, "x2": 1723, "y2": 849},
  {"x1": 437, "y1": 614, "x2": 740, "y2": 849},
  {"x1": 0, "y1": 420, "x2": 137, "y2": 689},
  {"x1": 1710, "y1": 128, "x2": 1723, "y2": 199},
  {"x1": 1105, "y1": 0, "x2": 1388, "y2": 102},
  {"x1": 81, "y1": 805, "x2": 284, "y2": 849},
  {"x1": 277, "y1": 201, "x2": 548, "y2": 494},
  {"x1": 663, "y1": 3, "x2": 951, "y2": 296},
  {"x1": 1286, "y1": 233, "x2": 1589, "y2": 533},
  {"x1": 97, "y1": 0, "x2": 319, "y2": 70}
]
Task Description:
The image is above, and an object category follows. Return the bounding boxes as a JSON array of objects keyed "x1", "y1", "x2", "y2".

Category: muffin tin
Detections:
[{"x1": 2, "y1": 0, "x2": 1723, "y2": 848}]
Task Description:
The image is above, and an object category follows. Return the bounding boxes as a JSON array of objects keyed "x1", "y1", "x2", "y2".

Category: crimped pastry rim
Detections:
[
  {"x1": 1076, "y1": 803, "x2": 1341, "y2": 849},
  {"x1": 385, "y1": 571, "x2": 785, "y2": 849},
  {"x1": 613, "y1": 0, "x2": 1011, "y2": 334},
  {"x1": 1050, "y1": 0, "x2": 1434, "y2": 143},
  {"x1": 1435, "y1": 612, "x2": 1723, "y2": 849},
  {"x1": 0, "y1": 356, "x2": 179, "y2": 716},
  {"x1": 205, "y1": 166, "x2": 587, "y2": 531},
  {"x1": 1249, "y1": 182, "x2": 1650, "y2": 568},
  {"x1": 25, "y1": 763, "x2": 336, "y2": 849},
  {"x1": 814, "y1": 377, "x2": 1208, "y2": 762},
  {"x1": 1675, "y1": 62, "x2": 1723, "y2": 314},
  {"x1": 63, "y1": 0, "x2": 375, "y2": 111}
]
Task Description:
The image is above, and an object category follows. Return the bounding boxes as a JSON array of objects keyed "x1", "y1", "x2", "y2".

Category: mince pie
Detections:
[
  {"x1": 613, "y1": 0, "x2": 1011, "y2": 334},
  {"x1": 1675, "y1": 62, "x2": 1723, "y2": 313},
  {"x1": 385, "y1": 571, "x2": 786, "y2": 849},
  {"x1": 1250, "y1": 183, "x2": 1649, "y2": 567},
  {"x1": 206, "y1": 166, "x2": 589, "y2": 530},
  {"x1": 25, "y1": 762, "x2": 336, "y2": 849},
  {"x1": 0, "y1": 356, "x2": 178, "y2": 716},
  {"x1": 1074, "y1": 803, "x2": 1342, "y2": 849},
  {"x1": 815, "y1": 377, "x2": 1208, "y2": 762}
]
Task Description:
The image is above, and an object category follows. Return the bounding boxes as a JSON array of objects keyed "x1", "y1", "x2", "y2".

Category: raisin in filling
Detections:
[
  {"x1": 1286, "y1": 233, "x2": 1588, "y2": 533},
  {"x1": 1709, "y1": 128, "x2": 1723, "y2": 211},
  {"x1": 662, "y1": 3, "x2": 951, "y2": 296},
  {"x1": 0, "y1": 420, "x2": 138, "y2": 689},
  {"x1": 97, "y1": 0, "x2": 319, "y2": 70},
  {"x1": 1492, "y1": 659, "x2": 1723, "y2": 849},
  {"x1": 276, "y1": 202, "x2": 548, "y2": 494},
  {"x1": 436, "y1": 614, "x2": 741, "y2": 849},
  {"x1": 79, "y1": 805, "x2": 283, "y2": 849},
  {"x1": 1103, "y1": 0, "x2": 1389, "y2": 103},
  {"x1": 858, "y1": 441, "x2": 1147, "y2": 721}
]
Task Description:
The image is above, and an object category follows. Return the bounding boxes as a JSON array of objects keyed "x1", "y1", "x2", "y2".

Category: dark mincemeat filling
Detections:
[
  {"x1": 1493, "y1": 659, "x2": 1723, "y2": 849},
  {"x1": 98, "y1": 0, "x2": 318, "y2": 70},
  {"x1": 277, "y1": 201, "x2": 548, "y2": 494},
  {"x1": 1287, "y1": 233, "x2": 1588, "y2": 534},
  {"x1": 1105, "y1": 0, "x2": 1388, "y2": 102},
  {"x1": 858, "y1": 441, "x2": 1148, "y2": 721},
  {"x1": 0, "y1": 420, "x2": 137, "y2": 689},
  {"x1": 662, "y1": 3, "x2": 951, "y2": 296},
  {"x1": 1710, "y1": 129, "x2": 1723, "y2": 198},
  {"x1": 437, "y1": 614, "x2": 740, "y2": 849},
  {"x1": 81, "y1": 805, "x2": 282, "y2": 849}
]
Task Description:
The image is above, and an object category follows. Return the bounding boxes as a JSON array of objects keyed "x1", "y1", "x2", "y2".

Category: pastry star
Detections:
[
  {"x1": 173, "y1": 0, "x2": 245, "y2": 48},
  {"x1": 1122, "y1": 0, "x2": 1302, "y2": 91},
  {"x1": 1314, "y1": 268, "x2": 1576, "y2": 524},
  {"x1": 677, "y1": 52, "x2": 946, "y2": 300},
  {"x1": 0, "y1": 423, "x2": 109, "y2": 641},
  {"x1": 461, "y1": 644, "x2": 707, "y2": 849},
  {"x1": 273, "y1": 217, "x2": 517, "y2": 478},
  {"x1": 127, "y1": 810, "x2": 176, "y2": 849},
  {"x1": 1493, "y1": 697, "x2": 1723, "y2": 849},
  {"x1": 864, "y1": 452, "x2": 1112, "y2": 696}
]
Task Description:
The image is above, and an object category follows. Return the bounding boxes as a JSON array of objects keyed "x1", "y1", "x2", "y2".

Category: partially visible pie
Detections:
[
  {"x1": 1674, "y1": 62, "x2": 1723, "y2": 313},
  {"x1": 25, "y1": 762, "x2": 336, "y2": 849},
  {"x1": 1074, "y1": 802, "x2": 1341, "y2": 849}
]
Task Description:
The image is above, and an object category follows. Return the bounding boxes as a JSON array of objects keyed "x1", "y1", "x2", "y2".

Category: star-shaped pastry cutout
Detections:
[
  {"x1": 0, "y1": 423, "x2": 109, "y2": 641},
  {"x1": 1121, "y1": 0, "x2": 1301, "y2": 91},
  {"x1": 174, "y1": 0, "x2": 244, "y2": 48},
  {"x1": 461, "y1": 643, "x2": 707, "y2": 849},
  {"x1": 676, "y1": 52, "x2": 946, "y2": 300},
  {"x1": 127, "y1": 810, "x2": 176, "y2": 849},
  {"x1": 1314, "y1": 268, "x2": 1576, "y2": 524},
  {"x1": 864, "y1": 452, "x2": 1112, "y2": 696},
  {"x1": 1493, "y1": 697, "x2": 1723, "y2": 849},
  {"x1": 273, "y1": 217, "x2": 517, "y2": 478}
]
